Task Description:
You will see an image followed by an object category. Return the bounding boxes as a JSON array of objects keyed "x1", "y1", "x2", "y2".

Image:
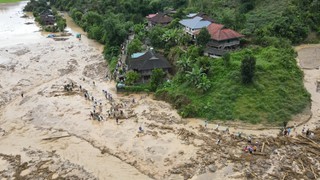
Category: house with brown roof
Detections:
[
  {"x1": 127, "y1": 49, "x2": 171, "y2": 82},
  {"x1": 195, "y1": 23, "x2": 244, "y2": 57},
  {"x1": 186, "y1": 12, "x2": 215, "y2": 23},
  {"x1": 146, "y1": 12, "x2": 173, "y2": 27},
  {"x1": 39, "y1": 9, "x2": 55, "y2": 25}
]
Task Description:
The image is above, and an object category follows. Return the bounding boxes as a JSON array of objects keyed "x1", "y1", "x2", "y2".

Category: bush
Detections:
[
  {"x1": 196, "y1": 28, "x2": 211, "y2": 46},
  {"x1": 127, "y1": 38, "x2": 143, "y2": 55},
  {"x1": 88, "y1": 25, "x2": 104, "y2": 42},
  {"x1": 150, "y1": 69, "x2": 166, "y2": 91},
  {"x1": 125, "y1": 71, "x2": 140, "y2": 85},
  {"x1": 241, "y1": 55, "x2": 256, "y2": 84},
  {"x1": 56, "y1": 18, "x2": 66, "y2": 32}
]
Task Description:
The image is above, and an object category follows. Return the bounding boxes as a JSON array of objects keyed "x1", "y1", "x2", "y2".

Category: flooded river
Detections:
[
  {"x1": 0, "y1": 1, "x2": 40, "y2": 49},
  {"x1": 0, "y1": 1, "x2": 320, "y2": 180},
  {"x1": 0, "y1": 2, "x2": 151, "y2": 179}
]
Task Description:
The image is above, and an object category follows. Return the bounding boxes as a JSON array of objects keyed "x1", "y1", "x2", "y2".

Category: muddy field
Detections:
[{"x1": 0, "y1": 2, "x2": 320, "y2": 180}]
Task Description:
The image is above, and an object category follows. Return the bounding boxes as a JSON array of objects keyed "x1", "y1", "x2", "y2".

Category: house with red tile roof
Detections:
[
  {"x1": 195, "y1": 23, "x2": 244, "y2": 57},
  {"x1": 205, "y1": 23, "x2": 244, "y2": 49},
  {"x1": 146, "y1": 12, "x2": 173, "y2": 27}
]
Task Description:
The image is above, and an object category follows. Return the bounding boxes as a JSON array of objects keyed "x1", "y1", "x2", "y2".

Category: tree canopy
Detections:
[
  {"x1": 196, "y1": 28, "x2": 211, "y2": 46},
  {"x1": 127, "y1": 38, "x2": 143, "y2": 55},
  {"x1": 241, "y1": 55, "x2": 256, "y2": 84}
]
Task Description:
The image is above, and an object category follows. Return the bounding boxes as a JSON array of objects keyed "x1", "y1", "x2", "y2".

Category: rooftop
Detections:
[
  {"x1": 194, "y1": 23, "x2": 244, "y2": 41},
  {"x1": 207, "y1": 23, "x2": 244, "y2": 41},
  {"x1": 128, "y1": 50, "x2": 171, "y2": 71},
  {"x1": 179, "y1": 16, "x2": 211, "y2": 29},
  {"x1": 186, "y1": 12, "x2": 215, "y2": 22},
  {"x1": 148, "y1": 13, "x2": 172, "y2": 24}
]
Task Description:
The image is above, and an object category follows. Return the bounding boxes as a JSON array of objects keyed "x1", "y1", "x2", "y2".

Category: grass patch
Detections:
[
  {"x1": 156, "y1": 47, "x2": 310, "y2": 125},
  {"x1": 0, "y1": 0, "x2": 20, "y2": 3}
]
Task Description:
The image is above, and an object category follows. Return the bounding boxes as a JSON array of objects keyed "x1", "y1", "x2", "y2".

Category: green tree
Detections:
[
  {"x1": 271, "y1": 8, "x2": 308, "y2": 44},
  {"x1": 223, "y1": 53, "x2": 231, "y2": 67},
  {"x1": 178, "y1": 33, "x2": 192, "y2": 46},
  {"x1": 125, "y1": 71, "x2": 140, "y2": 85},
  {"x1": 150, "y1": 68, "x2": 166, "y2": 91},
  {"x1": 99, "y1": 14, "x2": 130, "y2": 46},
  {"x1": 81, "y1": 11, "x2": 103, "y2": 31},
  {"x1": 239, "y1": 0, "x2": 255, "y2": 13},
  {"x1": 186, "y1": 66, "x2": 205, "y2": 85},
  {"x1": 196, "y1": 28, "x2": 211, "y2": 46},
  {"x1": 177, "y1": 55, "x2": 193, "y2": 72},
  {"x1": 133, "y1": 23, "x2": 145, "y2": 34},
  {"x1": 133, "y1": 23, "x2": 146, "y2": 41},
  {"x1": 88, "y1": 25, "x2": 104, "y2": 42},
  {"x1": 162, "y1": 28, "x2": 184, "y2": 49},
  {"x1": 187, "y1": 45, "x2": 202, "y2": 59},
  {"x1": 196, "y1": 56, "x2": 211, "y2": 74},
  {"x1": 196, "y1": 75, "x2": 211, "y2": 92},
  {"x1": 241, "y1": 55, "x2": 256, "y2": 84},
  {"x1": 127, "y1": 38, "x2": 143, "y2": 55},
  {"x1": 56, "y1": 19, "x2": 66, "y2": 32},
  {"x1": 103, "y1": 44, "x2": 119, "y2": 60},
  {"x1": 71, "y1": 9, "x2": 83, "y2": 23},
  {"x1": 148, "y1": 25, "x2": 166, "y2": 48}
]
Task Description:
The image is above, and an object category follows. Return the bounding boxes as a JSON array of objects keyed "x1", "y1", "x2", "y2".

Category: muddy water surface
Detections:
[
  {"x1": 0, "y1": 1, "x2": 41, "y2": 49},
  {"x1": 0, "y1": 2, "x2": 150, "y2": 179}
]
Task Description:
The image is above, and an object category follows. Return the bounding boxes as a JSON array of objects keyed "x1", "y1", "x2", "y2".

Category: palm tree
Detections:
[
  {"x1": 162, "y1": 29, "x2": 184, "y2": 45},
  {"x1": 177, "y1": 56, "x2": 193, "y2": 72},
  {"x1": 196, "y1": 75, "x2": 211, "y2": 92},
  {"x1": 186, "y1": 66, "x2": 205, "y2": 85}
]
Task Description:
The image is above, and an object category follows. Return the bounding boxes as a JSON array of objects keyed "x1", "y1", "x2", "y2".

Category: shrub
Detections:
[
  {"x1": 241, "y1": 55, "x2": 256, "y2": 84},
  {"x1": 150, "y1": 69, "x2": 166, "y2": 91},
  {"x1": 125, "y1": 71, "x2": 140, "y2": 85}
]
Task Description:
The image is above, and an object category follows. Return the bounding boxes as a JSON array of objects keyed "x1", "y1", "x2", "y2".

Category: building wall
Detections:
[
  {"x1": 184, "y1": 27, "x2": 201, "y2": 37},
  {"x1": 207, "y1": 39, "x2": 240, "y2": 48}
]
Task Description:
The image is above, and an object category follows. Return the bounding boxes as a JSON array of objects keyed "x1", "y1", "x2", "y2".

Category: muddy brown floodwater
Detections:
[{"x1": 0, "y1": 1, "x2": 320, "y2": 180}]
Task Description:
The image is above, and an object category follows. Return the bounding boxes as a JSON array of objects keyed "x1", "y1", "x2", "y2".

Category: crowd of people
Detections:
[
  {"x1": 63, "y1": 78, "x2": 138, "y2": 127},
  {"x1": 112, "y1": 43, "x2": 129, "y2": 83},
  {"x1": 202, "y1": 118, "x2": 318, "y2": 156}
]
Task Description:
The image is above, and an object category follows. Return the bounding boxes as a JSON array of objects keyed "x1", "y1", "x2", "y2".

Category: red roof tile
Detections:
[
  {"x1": 207, "y1": 23, "x2": 244, "y2": 41},
  {"x1": 193, "y1": 23, "x2": 244, "y2": 41}
]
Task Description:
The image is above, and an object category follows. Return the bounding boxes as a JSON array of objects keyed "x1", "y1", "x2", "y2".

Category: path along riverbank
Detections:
[{"x1": 0, "y1": 2, "x2": 320, "y2": 180}]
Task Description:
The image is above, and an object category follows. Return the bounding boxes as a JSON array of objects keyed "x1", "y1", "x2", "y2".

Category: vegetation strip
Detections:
[{"x1": 0, "y1": 0, "x2": 20, "y2": 3}]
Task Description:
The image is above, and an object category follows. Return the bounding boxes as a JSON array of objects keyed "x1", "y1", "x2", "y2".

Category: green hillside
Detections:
[{"x1": 156, "y1": 47, "x2": 310, "y2": 124}]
